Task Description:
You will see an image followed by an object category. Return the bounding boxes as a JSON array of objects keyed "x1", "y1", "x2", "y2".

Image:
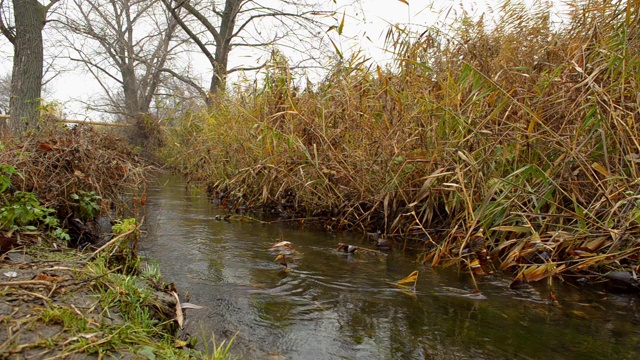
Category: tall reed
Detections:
[{"x1": 161, "y1": 0, "x2": 640, "y2": 284}]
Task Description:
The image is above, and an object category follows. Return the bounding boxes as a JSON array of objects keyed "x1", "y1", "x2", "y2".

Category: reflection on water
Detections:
[{"x1": 140, "y1": 176, "x2": 640, "y2": 359}]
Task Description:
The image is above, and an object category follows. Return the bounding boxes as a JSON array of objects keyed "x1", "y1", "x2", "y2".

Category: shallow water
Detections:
[{"x1": 140, "y1": 175, "x2": 640, "y2": 359}]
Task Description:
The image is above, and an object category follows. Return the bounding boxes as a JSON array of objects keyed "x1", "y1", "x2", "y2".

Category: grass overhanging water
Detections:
[{"x1": 160, "y1": 0, "x2": 640, "y2": 288}]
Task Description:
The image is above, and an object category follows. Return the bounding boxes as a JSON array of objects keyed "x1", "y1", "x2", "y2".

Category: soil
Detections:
[{"x1": 0, "y1": 244, "x2": 177, "y2": 360}]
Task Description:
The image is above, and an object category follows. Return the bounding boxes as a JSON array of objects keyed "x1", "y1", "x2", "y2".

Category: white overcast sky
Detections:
[{"x1": 0, "y1": 0, "x2": 565, "y2": 119}]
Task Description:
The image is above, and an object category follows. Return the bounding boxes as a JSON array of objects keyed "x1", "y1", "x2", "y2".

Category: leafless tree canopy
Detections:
[
  {"x1": 0, "y1": 0, "x2": 339, "y2": 132},
  {"x1": 62, "y1": 0, "x2": 197, "y2": 119},
  {"x1": 162, "y1": 0, "x2": 334, "y2": 106}
]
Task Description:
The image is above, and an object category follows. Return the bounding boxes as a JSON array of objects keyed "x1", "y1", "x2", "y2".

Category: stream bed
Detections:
[{"x1": 140, "y1": 175, "x2": 640, "y2": 359}]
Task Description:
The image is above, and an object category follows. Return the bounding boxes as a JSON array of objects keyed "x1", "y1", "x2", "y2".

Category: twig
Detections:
[
  {"x1": 85, "y1": 217, "x2": 144, "y2": 261},
  {"x1": 0, "y1": 280, "x2": 57, "y2": 287}
]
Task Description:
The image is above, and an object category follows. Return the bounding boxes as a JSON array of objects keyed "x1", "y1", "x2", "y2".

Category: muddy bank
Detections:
[{"x1": 0, "y1": 239, "x2": 185, "y2": 359}]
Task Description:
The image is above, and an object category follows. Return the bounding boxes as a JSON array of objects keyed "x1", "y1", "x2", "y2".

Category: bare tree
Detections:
[
  {"x1": 0, "y1": 73, "x2": 10, "y2": 114},
  {"x1": 162, "y1": 0, "x2": 333, "y2": 107},
  {"x1": 63, "y1": 0, "x2": 196, "y2": 119},
  {"x1": 0, "y1": 0, "x2": 60, "y2": 136}
]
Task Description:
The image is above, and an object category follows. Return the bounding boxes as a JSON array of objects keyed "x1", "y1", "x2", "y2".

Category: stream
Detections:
[{"x1": 140, "y1": 175, "x2": 640, "y2": 359}]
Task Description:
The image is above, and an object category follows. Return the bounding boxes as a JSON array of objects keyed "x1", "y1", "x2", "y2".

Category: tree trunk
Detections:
[
  {"x1": 121, "y1": 64, "x2": 141, "y2": 117},
  {"x1": 206, "y1": 0, "x2": 239, "y2": 107},
  {"x1": 9, "y1": 0, "x2": 45, "y2": 136}
]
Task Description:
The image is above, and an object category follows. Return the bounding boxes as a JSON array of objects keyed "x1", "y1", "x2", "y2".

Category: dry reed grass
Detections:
[{"x1": 161, "y1": 0, "x2": 640, "y2": 286}]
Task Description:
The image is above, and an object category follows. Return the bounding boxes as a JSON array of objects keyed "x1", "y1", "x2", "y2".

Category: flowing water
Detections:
[{"x1": 140, "y1": 175, "x2": 640, "y2": 359}]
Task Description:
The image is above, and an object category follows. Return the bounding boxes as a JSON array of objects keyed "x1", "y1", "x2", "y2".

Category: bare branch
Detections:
[
  {"x1": 0, "y1": 0, "x2": 15, "y2": 43},
  {"x1": 175, "y1": 0, "x2": 222, "y2": 45},
  {"x1": 227, "y1": 60, "x2": 268, "y2": 74},
  {"x1": 162, "y1": 0, "x2": 216, "y2": 66},
  {"x1": 158, "y1": 67, "x2": 207, "y2": 101}
]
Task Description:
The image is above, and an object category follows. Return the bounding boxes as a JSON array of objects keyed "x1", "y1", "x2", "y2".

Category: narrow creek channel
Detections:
[{"x1": 140, "y1": 175, "x2": 640, "y2": 359}]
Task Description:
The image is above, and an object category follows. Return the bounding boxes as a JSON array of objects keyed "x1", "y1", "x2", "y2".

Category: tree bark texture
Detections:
[
  {"x1": 9, "y1": 0, "x2": 45, "y2": 136},
  {"x1": 208, "y1": 0, "x2": 239, "y2": 101}
]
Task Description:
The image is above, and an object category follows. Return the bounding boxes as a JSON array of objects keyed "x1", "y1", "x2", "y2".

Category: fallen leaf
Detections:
[
  {"x1": 61, "y1": 332, "x2": 102, "y2": 346},
  {"x1": 181, "y1": 302, "x2": 205, "y2": 310},
  {"x1": 138, "y1": 345, "x2": 157, "y2": 359},
  {"x1": 396, "y1": 270, "x2": 419, "y2": 287},
  {"x1": 38, "y1": 143, "x2": 53, "y2": 151},
  {"x1": 74, "y1": 170, "x2": 87, "y2": 179},
  {"x1": 469, "y1": 259, "x2": 487, "y2": 275},
  {"x1": 170, "y1": 291, "x2": 183, "y2": 328},
  {"x1": 33, "y1": 273, "x2": 63, "y2": 282},
  {"x1": 174, "y1": 339, "x2": 188, "y2": 349}
]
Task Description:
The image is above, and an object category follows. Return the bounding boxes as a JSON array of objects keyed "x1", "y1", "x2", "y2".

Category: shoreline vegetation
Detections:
[
  {"x1": 161, "y1": 1, "x2": 640, "y2": 290},
  {"x1": 0, "y1": 126, "x2": 231, "y2": 359},
  {"x1": 0, "y1": 0, "x2": 638, "y2": 357}
]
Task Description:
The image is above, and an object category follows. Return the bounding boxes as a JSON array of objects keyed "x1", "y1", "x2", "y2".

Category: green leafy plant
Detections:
[
  {"x1": 70, "y1": 190, "x2": 102, "y2": 220},
  {"x1": 203, "y1": 334, "x2": 237, "y2": 360},
  {"x1": 0, "y1": 164, "x2": 69, "y2": 241},
  {"x1": 112, "y1": 218, "x2": 137, "y2": 235},
  {"x1": 0, "y1": 191, "x2": 58, "y2": 230},
  {"x1": 0, "y1": 164, "x2": 20, "y2": 204}
]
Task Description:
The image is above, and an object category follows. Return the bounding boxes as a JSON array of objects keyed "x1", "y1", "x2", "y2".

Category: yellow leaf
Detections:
[
  {"x1": 499, "y1": 249, "x2": 520, "y2": 270},
  {"x1": 591, "y1": 162, "x2": 610, "y2": 177},
  {"x1": 583, "y1": 237, "x2": 609, "y2": 252},
  {"x1": 396, "y1": 270, "x2": 419, "y2": 286},
  {"x1": 518, "y1": 264, "x2": 556, "y2": 282}
]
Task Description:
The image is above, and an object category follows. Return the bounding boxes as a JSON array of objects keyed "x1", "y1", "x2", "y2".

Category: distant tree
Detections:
[
  {"x1": 0, "y1": 73, "x2": 10, "y2": 114},
  {"x1": 0, "y1": 0, "x2": 60, "y2": 136},
  {"x1": 161, "y1": 0, "x2": 333, "y2": 107},
  {"x1": 63, "y1": 0, "x2": 195, "y2": 119}
]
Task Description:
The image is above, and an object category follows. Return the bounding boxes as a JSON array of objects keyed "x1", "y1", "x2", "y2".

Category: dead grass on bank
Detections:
[
  {"x1": 161, "y1": 1, "x2": 640, "y2": 286},
  {"x1": 0, "y1": 126, "x2": 213, "y2": 358},
  {"x1": 0, "y1": 123, "x2": 147, "y2": 221}
]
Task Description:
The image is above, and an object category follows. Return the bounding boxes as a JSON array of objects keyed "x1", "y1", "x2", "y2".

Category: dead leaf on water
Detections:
[{"x1": 395, "y1": 270, "x2": 419, "y2": 290}]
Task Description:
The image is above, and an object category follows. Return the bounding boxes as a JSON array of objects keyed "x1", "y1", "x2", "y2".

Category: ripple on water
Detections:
[{"x1": 144, "y1": 176, "x2": 640, "y2": 360}]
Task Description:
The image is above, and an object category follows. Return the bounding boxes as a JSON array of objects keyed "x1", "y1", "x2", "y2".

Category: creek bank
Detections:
[
  {"x1": 0, "y1": 235, "x2": 189, "y2": 359},
  {"x1": 0, "y1": 126, "x2": 205, "y2": 359}
]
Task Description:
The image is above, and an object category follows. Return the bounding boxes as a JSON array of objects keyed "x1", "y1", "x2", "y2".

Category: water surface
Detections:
[{"x1": 140, "y1": 175, "x2": 640, "y2": 359}]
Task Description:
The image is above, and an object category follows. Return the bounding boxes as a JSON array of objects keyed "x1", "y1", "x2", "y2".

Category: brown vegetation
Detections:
[
  {"x1": 0, "y1": 123, "x2": 146, "y2": 224},
  {"x1": 161, "y1": 1, "x2": 640, "y2": 286},
  {"x1": 0, "y1": 124, "x2": 198, "y2": 358}
]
